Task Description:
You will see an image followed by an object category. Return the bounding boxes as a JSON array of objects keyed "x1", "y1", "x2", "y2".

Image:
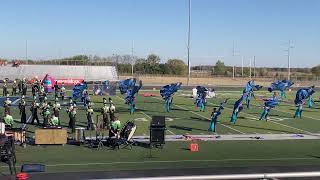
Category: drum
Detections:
[
  {"x1": 120, "y1": 121, "x2": 137, "y2": 141},
  {"x1": 74, "y1": 127, "x2": 85, "y2": 142}
]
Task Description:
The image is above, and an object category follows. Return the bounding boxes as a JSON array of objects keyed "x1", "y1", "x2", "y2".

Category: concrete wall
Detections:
[{"x1": 0, "y1": 65, "x2": 118, "y2": 81}]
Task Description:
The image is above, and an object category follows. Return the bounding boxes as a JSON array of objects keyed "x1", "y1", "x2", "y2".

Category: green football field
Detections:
[{"x1": 1, "y1": 88, "x2": 320, "y2": 174}]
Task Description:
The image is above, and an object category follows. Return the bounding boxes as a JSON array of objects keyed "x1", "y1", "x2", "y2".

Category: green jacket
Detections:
[{"x1": 4, "y1": 115, "x2": 13, "y2": 126}]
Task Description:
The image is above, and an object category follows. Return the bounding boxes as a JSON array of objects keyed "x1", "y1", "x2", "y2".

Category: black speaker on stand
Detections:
[{"x1": 150, "y1": 116, "x2": 166, "y2": 148}]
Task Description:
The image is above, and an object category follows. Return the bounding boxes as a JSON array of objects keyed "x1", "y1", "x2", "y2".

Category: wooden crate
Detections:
[{"x1": 35, "y1": 128, "x2": 67, "y2": 145}]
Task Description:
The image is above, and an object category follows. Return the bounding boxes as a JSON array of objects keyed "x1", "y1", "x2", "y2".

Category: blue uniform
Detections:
[
  {"x1": 230, "y1": 96, "x2": 244, "y2": 124},
  {"x1": 160, "y1": 82, "x2": 182, "y2": 112},
  {"x1": 209, "y1": 100, "x2": 227, "y2": 133},
  {"x1": 259, "y1": 96, "x2": 280, "y2": 121},
  {"x1": 294, "y1": 86, "x2": 315, "y2": 118},
  {"x1": 246, "y1": 90, "x2": 254, "y2": 109},
  {"x1": 268, "y1": 80, "x2": 294, "y2": 99},
  {"x1": 195, "y1": 87, "x2": 207, "y2": 112},
  {"x1": 119, "y1": 78, "x2": 142, "y2": 114},
  {"x1": 308, "y1": 96, "x2": 313, "y2": 108}
]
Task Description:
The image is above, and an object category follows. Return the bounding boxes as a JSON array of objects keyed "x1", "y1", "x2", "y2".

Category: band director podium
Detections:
[{"x1": 35, "y1": 128, "x2": 67, "y2": 145}]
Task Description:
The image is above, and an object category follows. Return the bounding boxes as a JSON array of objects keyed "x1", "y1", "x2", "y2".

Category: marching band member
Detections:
[
  {"x1": 86, "y1": 105, "x2": 95, "y2": 130},
  {"x1": 49, "y1": 115, "x2": 59, "y2": 126},
  {"x1": 101, "y1": 102, "x2": 110, "y2": 129},
  {"x1": 2, "y1": 79, "x2": 8, "y2": 96},
  {"x1": 4, "y1": 96, "x2": 12, "y2": 115},
  {"x1": 53, "y1": 98, "x2": 61, "y2": 125},
  {"x1": 19, "y1": 95, "x2": 27, "y2": 124},
  {"x1": 12, "y1": 80, "x2": 17, "y2": 96},
  {"x1": 60, "y1": 83, "x2": 66, "y2": 101},
  {"x1": 30, "y1": 98, "x2": 40, "y2": 125},
  {"x1": 53, "y1": 81, "x2": 60, "y2": 99},
  {"x1": 67, "y1": 102, "x2": 77, "y2": 132},
  {"x1": 109, "y1": 98, "x2": 116, "y2": 122},
  {"x1": 109, "y1": 115, "x2": 121, "y2": 138},
  {"x1": 22, "y1": 78, "x2": 27, "y2": 96},
  {"x1": 70, "y1": 104, "x2": 77, "y2": 133},
  {"x1": 41, "y1": 100, "x2": 50, "y2": 127},
  {"x1": 3, "y1": 112, "x2": 13, "y2": 127}
]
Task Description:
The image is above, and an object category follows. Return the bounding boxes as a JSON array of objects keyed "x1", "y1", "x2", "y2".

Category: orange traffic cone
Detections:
[
  {"x1": 16, "y1": 173, "x2": 28, "y2": 180},
  {"x1": 190, "y1": 143, "x2": 199, "y2": 152}
]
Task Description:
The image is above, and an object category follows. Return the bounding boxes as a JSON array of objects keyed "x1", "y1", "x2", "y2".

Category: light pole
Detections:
[
  {"x1": 187, "y1": 0, "x2": 191, "y2": 86},
  {"x1": 25, "y1": 40, "x2": 28, "y2": 64},
  {"x1": 131, "y1": 40, "x2": 134, "y2": 77},
  {"x1": 286, "y1": 40, "x2": 294, "y2": 81}
]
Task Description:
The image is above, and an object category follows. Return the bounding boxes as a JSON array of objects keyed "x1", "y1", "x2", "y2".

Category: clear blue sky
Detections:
[{"x1": 0, "y1": 0, "x2": 319, "y2": 67}]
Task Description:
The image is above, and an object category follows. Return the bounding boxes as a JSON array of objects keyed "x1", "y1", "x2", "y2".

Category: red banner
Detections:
[{"x1": 56, "y1": 79, "x2": 84, "y2": 85}]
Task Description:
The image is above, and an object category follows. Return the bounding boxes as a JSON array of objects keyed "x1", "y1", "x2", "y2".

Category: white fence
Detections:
[{"x1": 0, "y1": 65, "x2": 118, "y2": 81}]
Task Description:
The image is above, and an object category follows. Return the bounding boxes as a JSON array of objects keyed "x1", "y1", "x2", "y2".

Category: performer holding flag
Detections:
[
  {"x1": 119, "y1": 78, "x2": 142, "y2": 114},
  {"x1": 208, "y1": 99, "x2": 229, "y2": 133},
  {"x1": 245, "y1": 90, "x2": 255, "y2": 109},
  {"x1": 160, "y1": 82, "x2": 182, "y2": 112},
  {"x1": 230, "y1": 95, "x2": 244, "y2": 124},
  {"x1": 194, "y1": 86, "x2": 208, "y2": 112},
  {"x1": 294, "y1": 86, "x2": 315, "y2": 118},
  {"x1": 230, "y1": 80, "x2": 262, "y2": 124},
  {"x1": 259, "y1": 92, "x2": 280, "y2": 121},
  {"x1": 308, "y1": 95, "x2": 314, "y2": 108},
  {"x1": 268, "y1": 80, "x2": 294, "y2": 99}
]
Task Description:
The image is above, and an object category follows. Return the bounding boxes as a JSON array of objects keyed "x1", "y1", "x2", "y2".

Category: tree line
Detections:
[
  {"x1": 2, "y1": 55, "x2": 320, "y2": 77},
  {"x1": 117, "y1": 54, "x2": 187, "y2": 75}
]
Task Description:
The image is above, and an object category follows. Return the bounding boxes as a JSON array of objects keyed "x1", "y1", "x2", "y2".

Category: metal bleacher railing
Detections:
[{"x1": 0, "y1": 65, "x2": 118, "y2": 81}]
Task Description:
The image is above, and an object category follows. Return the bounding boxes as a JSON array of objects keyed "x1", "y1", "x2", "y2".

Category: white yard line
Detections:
[
  {"x1": 12, "y1": 98, "x2": 20, "y2": 105},
  {"x1": 249, "y1": 102, "x2": 320, "y2": 122},
  {"x1": 152, "y1": 97, "x2": 245, "y2": 134},
  {"x1": 209, "y1": 101, "x2": 313, "y2": 135},
  {"x1": 140, "y1": 111, "x2": 176, "y2": 135},
  {"x1": 22, "y1": 115, "x2": 32, "y2": 129},
  {"x1": 274, "y1": 108, "x2": 320, "y2": 121},
  {"x1": 116, "y1": 95, "x2": 176, "y2": 135},
  {"x1": 3, "y1": 157, "x2": 316, "y2": 168}
]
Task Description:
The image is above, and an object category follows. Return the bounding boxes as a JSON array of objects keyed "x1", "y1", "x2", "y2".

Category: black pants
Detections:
[
  {"x1": 54, "y1": 110, "x2": 60, "y2": 125},
  {"x1": 3, "y1": 88, "x2": 7, "y2": 96},
  {"x1": 4, "y1": 106, "x2": 10, "y2": 115},
  {"x1": 87, "y1": 115, "x2": 94, "y2": 130},
  {"x1": 22, "y1": 89, "x2": 27, "y2": 96},
  {"x1": 68, "y1": 115, "x2": 72, "y2": 128},
  {"x1": 12, "y1": 88, "x2": 17, "y2": 96},
  {"x1": 43, "y1": 117, "x2": 48, "y2": 127},
  {"x1": 71, "y1": 117, "x2": 76, "y2": 133},
  {"x1": 31, "y1": 113, "x2": 40, "y2": 125},
  {"x1": 103, "y1": 114, "x2": 109, "y2": 128},
  {"x1": 20, "y1": 109, "x2": 26, "y2": 124}
]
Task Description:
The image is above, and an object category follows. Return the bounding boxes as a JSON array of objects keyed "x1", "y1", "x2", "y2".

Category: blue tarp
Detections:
[
  {"x1": 72, "y1": 82, "x2": 88, "y2": 99},
  {"x1": 93, "y1": 80, "x2": 116, "y2": 96}
]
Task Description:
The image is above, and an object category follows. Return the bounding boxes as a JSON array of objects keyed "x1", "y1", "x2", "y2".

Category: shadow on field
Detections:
[
  {"x1": 170, "y1": 108, "x2": 189, "y2": 112},
  {"x1": 229, "y1": 123, "x2": 297, "y2": 134},
  {"x1": 169, "y1": 125, "x2": 207, "y2": 132},
  {"x1": 307, "y1": 155, "x2": 320, "y2": 159},
  {"x1": 190, "y1": 116, "x2": 209, "y2": 122}
]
